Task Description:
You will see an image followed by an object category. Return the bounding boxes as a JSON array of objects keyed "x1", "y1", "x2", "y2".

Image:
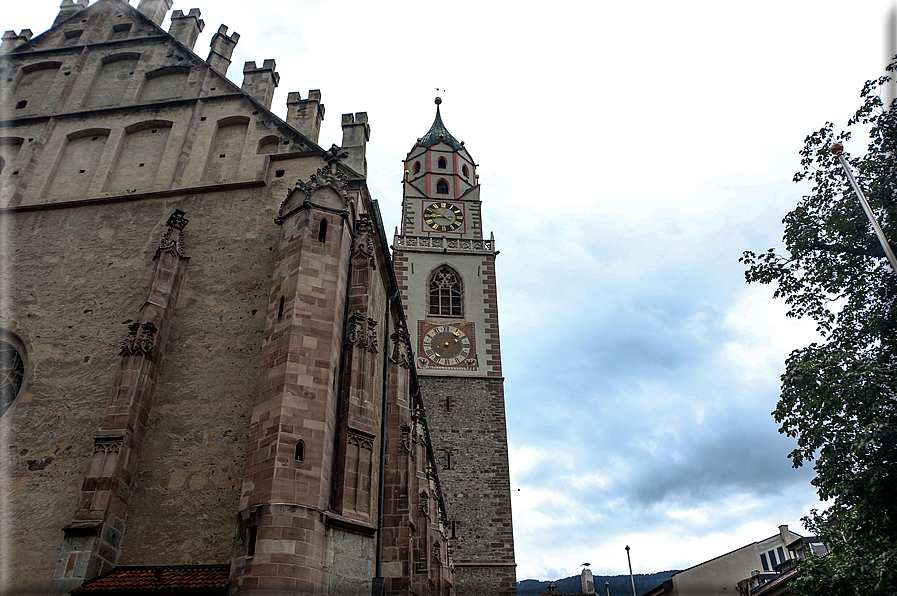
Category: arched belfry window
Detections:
[
  {"x1": 437, "y1": 156, "x2": 447, "y2": 169},
  {"x1": 429, "y1": 266, "x2": 463, "y2": 317},
  {"x1": 413, "y1": 161, "x2": 421, "y2": 174},
  {"x1": 436, "y1": 179, "x2": 449, "y2": 194},
  {"x1": 0, "y1": 339, "x2": 25, "y2": 417},
  {"x1": 462, "y1": 164, "x2": 469, "y2": 178}
]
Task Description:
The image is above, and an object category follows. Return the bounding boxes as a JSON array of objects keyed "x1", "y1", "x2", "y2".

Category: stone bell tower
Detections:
[{"x1": 392, "y1": 99, "x2": 517, "y2": 595}]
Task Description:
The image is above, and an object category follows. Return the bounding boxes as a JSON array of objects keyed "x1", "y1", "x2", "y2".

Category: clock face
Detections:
[
  {"x1": 422, "y1": 325, "x2": 471, "y2": 366},
  {"x1": 423, "y1": 202, "x2": 464, "y2": 233}
]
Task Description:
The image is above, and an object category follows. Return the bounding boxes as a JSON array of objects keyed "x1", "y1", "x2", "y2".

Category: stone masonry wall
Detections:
[{"x1": 418, "y1": 376, "x2": 516, "y2": 595}]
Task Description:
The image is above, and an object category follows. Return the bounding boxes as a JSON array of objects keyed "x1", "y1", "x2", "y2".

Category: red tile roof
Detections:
[{"x1": 72, "y1": 565, "x2": 230, "y2": 594}]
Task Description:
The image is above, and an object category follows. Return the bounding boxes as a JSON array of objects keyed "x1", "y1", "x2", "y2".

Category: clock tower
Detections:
[{"x1": 393, "y1": 99, "x2": 517, "y2": 595}]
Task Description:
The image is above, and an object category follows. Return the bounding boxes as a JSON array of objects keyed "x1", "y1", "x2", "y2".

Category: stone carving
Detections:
[
  {"x1": 276, "y1": 167, "x2": 351, "y2": 223},
  {"x1": 347, "y1": 311, "x2": 378, "y2": 353},
  {"x1": 351, "y1": 213, "x2": 376, "y2": 268},
  {"x1": 464, "y1": 356, "x2": 478, "y2": 371},
  {"x1": 92, "y1": 437, "x2": 122, "y2": 454},
  {"x1": 433, "y1": 541, "x2": 442, "y2": 565},
  {"x1": 297, "y1": 167, "x2": 349, "y2": 203},
  {"x1": 418, "y1": 490, "x2": 430, "y2": 519},
  {"x1": 395, "y1": 235, "x2": 493, "y2": 253},
  {"x1": 119, "y1": 322, "x2": 157, "y2": 359},
  {"x1": 390, "y1": 324, "x2": 413, "y2": 369},
  {"x1": 348, "y1": 431, "x2": 374, "y2": 452},
  {"x1": 399, "y1": 423, "x2": 412, "y2": 455},
  {"x1": 155, "y1": 209, "x2": 189, "y2": 260},
  {"x1": 324, "y1": 144, "x2": 349, "y2": 166},
  {"x1": 417, "y1": 356, "x2": 429, "y2": 369}
]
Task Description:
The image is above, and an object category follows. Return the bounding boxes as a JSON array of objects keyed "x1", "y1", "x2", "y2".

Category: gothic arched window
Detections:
[
  {"x1": 0, "y1": 340, "x2": 25, "y2": 417},
  {"x1": 429, "y1": 266, "x2": 462, "y2": 317},
  {"x1": 437, "y1": 156, "x2": 447, "y2": 169},
  {"x1": 462, "y1": 164, "x2": 469, "y2": 177},
  {"x1": 413, "y1": 161, "x2": 421, "y2": 174},
  {"x1": 436, "y1": 179, "x2": 449, "y2": 194}
]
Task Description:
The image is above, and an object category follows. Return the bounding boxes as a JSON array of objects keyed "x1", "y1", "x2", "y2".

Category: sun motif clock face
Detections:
[
  {"x1": 423, "y1": 202, "x2": 464, "y2": 233},
  {"x1": 422, "y1": 325, "x2": 471, "y2": 366}
]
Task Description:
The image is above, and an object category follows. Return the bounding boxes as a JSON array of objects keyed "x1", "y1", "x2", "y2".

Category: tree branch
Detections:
[{"x1": 808, "y1": 241, "x2": 885, "y2": 258}]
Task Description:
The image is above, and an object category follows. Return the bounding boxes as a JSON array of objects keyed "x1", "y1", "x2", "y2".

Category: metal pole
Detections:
[
  {"x1": 605, "y1": 581, "x2": 611, "y2": 596},
  {"x1": 831, "y1": 143, "x2": 897, "y2": 272},
  {"x1": 626, "y1": 545, "x2": 637, "y2": 596}
]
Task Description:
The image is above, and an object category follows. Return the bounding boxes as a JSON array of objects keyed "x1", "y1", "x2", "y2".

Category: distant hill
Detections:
[{"x1": 517, "y1": 570, "x2": 679, "y2": 596}]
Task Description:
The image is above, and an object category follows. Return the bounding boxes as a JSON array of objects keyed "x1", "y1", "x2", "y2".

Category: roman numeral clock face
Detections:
[
  {"x1": 422, "y1": 325, "x2": 471, "y2": 366},
  {"x1": 423, "y1": 202, "x2": 464, "y2": 232}
]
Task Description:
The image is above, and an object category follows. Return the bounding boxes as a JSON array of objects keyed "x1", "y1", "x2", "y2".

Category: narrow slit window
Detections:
[
  {"x1": 247, "y1": 526, "x2": 258, "y2": 557},
  {"x1": 277, "y1": 296, "x2": 285, "y2": 319},
  {"x1": 318, "y1": 218, "x2": 327, "y2": 243},
  {"x1": 295, "y1": 440, "x2": 304, "y2": 462},
  {"x1": 445, "y1": 452, "x2": 451, "y2": 469}
]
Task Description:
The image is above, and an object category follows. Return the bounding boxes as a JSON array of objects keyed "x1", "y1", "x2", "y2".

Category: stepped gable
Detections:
[{"x1": 1, "y1": 0, "x2": 319, "y2": 153}]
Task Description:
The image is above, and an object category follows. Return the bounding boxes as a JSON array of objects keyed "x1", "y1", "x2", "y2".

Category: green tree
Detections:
[{"x1": 740, "y1": 63, "x2": 897, "y2": 595}]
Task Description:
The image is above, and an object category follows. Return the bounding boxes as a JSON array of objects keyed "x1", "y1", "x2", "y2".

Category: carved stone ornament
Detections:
[
  {"x1": 416, "y1": 356, "x2": 429, "y2": 369},
  {"x1": 92, "y1": 437, "x2": 123, "y2": 454},
  {"x1": 324, "y1": 144, "x2": 349, "y2": 165},
  {"x1": 464, "y1": 355, "x2": 478, "y2": 371},
  {"x1": 399, "y1": 423, "x2": 413, "y2": 455},
  {"x1": 348, "y1": 431, "x2": 374, "y2": 452},
  {"x1": 351, "y1": 213, "x2": 376, "y2": 268},
  {"x1": 418, "y1": 491, "x2": 430, "y2": 519},
  {"x1": 119, "y1": 322, "x2": 157, "y2": 360},
  {"x1": 300, "y1": 167, "x2": 349, "y2": 203},
  {"x1": 347, "y1": 311, "x2": 378, "y2": 353},
  {"x1": 154, "y1": 209, "x2": 189, "y2": 260},
  {"x1": 433, "y1": 541, "x2": 442, "y2": 565},
  {"x1": 390, "y1": 324, "x2": 413, "y2": 369}
]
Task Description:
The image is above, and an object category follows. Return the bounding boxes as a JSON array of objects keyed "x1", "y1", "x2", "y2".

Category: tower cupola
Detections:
[
  {"x1": 415, "y1": 97, "x2": 463, "y2": 150},
  {"x1": 404, "y1": 98, "x2": 477, "y2": 201}
]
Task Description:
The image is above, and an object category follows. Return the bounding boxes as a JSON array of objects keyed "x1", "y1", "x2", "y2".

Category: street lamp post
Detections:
[
  {"x1": 625, "y1": 546, "x2": 637, "y2": 596},
  {"x1": 830, "y1": 143, "x2": 897, "y2": 272}
]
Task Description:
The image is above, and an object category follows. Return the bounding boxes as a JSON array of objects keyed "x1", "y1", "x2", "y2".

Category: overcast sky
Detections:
[{"x1": 6, "y1": 0, "x2": 896, "y2": 584}]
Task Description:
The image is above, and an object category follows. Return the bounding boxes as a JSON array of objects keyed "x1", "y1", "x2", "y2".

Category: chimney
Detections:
[
  {"x1": 241, "y1": 60, "x2": 280, "y2": 110},
  {"x1": 581, "y1": 567, "x2": 596, "y2": 594},
  {"x1": 207, "y1": 25, "x2": 239, "y2": 76},
  {"x1": 137, "y1": 0, "x2": 173, "y2": 26},
  {"x1": 53, "y1": 0, "x2": 89, "y2": 26},
  {"x1": 340, "y1": 112, "x2": 370, "y2": 177},
  {"x1": 0, "y1": 30, "x2": 33, "y2": 54},
  {"x1": 287, "y1": 90, "x2": 325, "y2": 144},
  {"x1": 168, "y1": 9, "x2": 204, "y2": 51}
]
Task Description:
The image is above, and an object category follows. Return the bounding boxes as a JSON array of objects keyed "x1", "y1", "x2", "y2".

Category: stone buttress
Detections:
[{"x1": 49, "y1": 210, "x2": 190, "y2": 595}]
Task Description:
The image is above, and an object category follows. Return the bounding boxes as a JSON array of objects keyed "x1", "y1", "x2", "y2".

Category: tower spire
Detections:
[{"x1": 416, "y1": 97, "x2": 462, "y2": 150}]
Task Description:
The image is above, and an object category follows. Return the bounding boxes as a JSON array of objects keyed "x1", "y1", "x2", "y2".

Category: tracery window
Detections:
[
  {"x1": 0, "y1": 340, "x2": 25, "y2": 417},
  {"x1": 429, "y1": 266, "x2": 462, "y2": 317}
]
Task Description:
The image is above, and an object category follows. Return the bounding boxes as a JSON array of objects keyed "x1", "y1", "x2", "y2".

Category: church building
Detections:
[{"x1": 0, "y1": 1, "x2": 516, "y2": 594}]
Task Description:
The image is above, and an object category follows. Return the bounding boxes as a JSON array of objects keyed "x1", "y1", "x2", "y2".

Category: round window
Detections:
[{"x1": 0, "y1": 340, "x2": 24, "y2": 417}]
